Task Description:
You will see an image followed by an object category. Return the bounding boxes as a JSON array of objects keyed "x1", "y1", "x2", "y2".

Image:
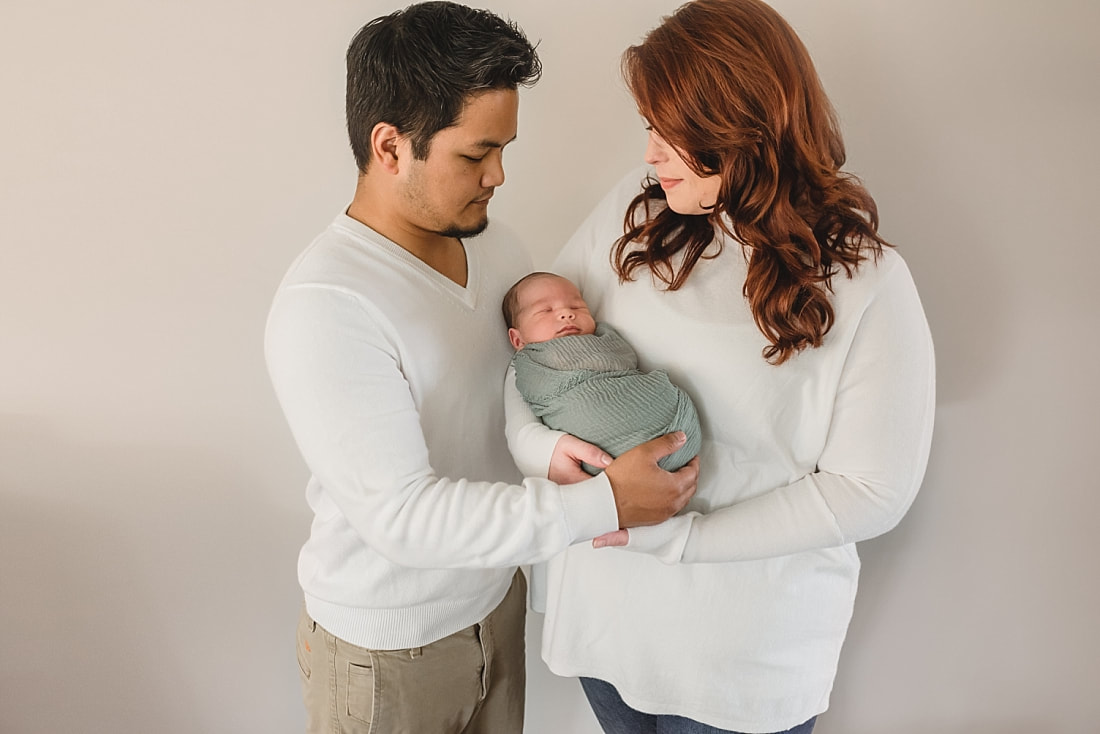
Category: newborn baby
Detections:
[{"x1": 503, "y1": 272, "x2": 701, "y2": 474}]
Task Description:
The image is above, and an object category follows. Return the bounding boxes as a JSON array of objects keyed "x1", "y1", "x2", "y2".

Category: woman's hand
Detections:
[
  {"x1": 593, "y1": 529, "x2": 629, "y2": 548},
  {"x1": 548, "y1": 434, "x2": 612, "y2": 484}
]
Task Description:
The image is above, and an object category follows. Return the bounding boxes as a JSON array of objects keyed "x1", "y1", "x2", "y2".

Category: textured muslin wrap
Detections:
[{"x1": 512, "y1": 323, "x2": 701, "y2": 473}]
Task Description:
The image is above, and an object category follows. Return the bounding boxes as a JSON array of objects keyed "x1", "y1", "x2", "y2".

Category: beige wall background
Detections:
[{"x1": 2, "y1": 1, "x2": 1098, "y2": 732}]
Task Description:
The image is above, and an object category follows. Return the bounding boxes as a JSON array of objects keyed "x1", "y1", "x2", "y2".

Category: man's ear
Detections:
[
  {"x1": 508, "y1": 328, "x2": 526, "y2": 350},
  {"x1": 369, "y1": 122, "x2": 403, "y2": 173}
]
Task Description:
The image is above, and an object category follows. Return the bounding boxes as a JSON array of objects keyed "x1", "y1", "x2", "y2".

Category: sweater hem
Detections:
[
  {"x1": 304, "y1": 572, "x2": 512, "y2": 650},
  {"x1": 546, "y1": 658, "x2": 832, "y2": 733}
]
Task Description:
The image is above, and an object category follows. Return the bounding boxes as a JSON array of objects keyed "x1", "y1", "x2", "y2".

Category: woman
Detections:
[{"x1": 506, "y1": 0, "x2": 935, "y2": 732}]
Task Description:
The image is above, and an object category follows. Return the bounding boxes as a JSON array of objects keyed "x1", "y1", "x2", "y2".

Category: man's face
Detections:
[{"x1": 400, "y1": 88, "x2": 519, "y2": 239}]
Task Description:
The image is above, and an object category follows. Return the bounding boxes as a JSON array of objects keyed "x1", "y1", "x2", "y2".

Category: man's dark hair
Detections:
[{"x1": 346, "y1": 1, "x2": 541, "y2": 172}]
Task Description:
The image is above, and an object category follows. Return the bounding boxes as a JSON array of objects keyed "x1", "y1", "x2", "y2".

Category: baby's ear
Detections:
[{"x1": 508, "y1": 328, "x2": 525, "y2": 350}]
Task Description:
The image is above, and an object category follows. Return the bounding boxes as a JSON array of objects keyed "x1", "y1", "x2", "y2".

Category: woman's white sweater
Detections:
[{"x1": 505, "y1": 170, "x2": 935, "y2": 732}]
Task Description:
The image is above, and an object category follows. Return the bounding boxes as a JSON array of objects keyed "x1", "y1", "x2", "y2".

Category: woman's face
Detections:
[{"x1": 644, "y1": 128, "x2": 721, "y2": 215}]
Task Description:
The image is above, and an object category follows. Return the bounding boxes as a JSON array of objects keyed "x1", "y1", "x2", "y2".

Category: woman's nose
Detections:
[{"x1": 644, "y1": 130, "x2": 667, "y2": 164}]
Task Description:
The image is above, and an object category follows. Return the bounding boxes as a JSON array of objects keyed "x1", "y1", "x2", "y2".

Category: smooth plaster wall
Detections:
[{"x1": 2, "y1": 1, "x2": 1098, "y2": 732}]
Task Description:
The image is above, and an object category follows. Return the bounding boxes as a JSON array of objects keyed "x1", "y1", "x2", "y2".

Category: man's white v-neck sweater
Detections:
[{"x1": 265, "y1": 213, "x2": 618, "y2": 650}]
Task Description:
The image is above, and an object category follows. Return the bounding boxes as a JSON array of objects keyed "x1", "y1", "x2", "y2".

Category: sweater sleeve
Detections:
[
  {"x1": 265, "y1": 284, "x2": 619, "y2": 570},
  {"x1": 625, "y1": 256, "x2": 936, "y2": 563},
  {"x1": 503, "y1": 366, "x2": 565, "y2": 478}
]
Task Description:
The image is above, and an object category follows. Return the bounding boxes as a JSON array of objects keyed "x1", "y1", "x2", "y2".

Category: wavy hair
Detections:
[{"x1": 615, "y1": 0, "x2": 890, "y2": 364}]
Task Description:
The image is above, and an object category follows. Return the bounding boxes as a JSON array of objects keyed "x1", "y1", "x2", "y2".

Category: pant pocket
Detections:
[
  {"x1": 296, "y1": 609, "x2": 313, "y2": 681},
  {"x1": 346, "y1": 658, "x2": 377, "y2": 728}
]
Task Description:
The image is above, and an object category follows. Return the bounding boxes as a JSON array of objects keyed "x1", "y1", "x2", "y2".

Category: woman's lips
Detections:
[{"x1": 658, "y1": 177, "x2": 682, "y2": 190}]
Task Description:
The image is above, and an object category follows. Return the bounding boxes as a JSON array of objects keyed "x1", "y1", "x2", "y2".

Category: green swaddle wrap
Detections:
[{"x1": 512, "y1": 323, "x2": 701, "y2": 474}]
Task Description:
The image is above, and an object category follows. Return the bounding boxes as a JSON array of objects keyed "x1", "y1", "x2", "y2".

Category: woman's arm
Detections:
[
  {"x1": 619, "y1": 257, "x2": 936, "y2": 563},
  {"x1": 504, "y1": 366, "x2": 615, "y2": 483}
]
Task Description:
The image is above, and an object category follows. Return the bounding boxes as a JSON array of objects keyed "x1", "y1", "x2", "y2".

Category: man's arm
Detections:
[{"x1": 266, "y1": 284, "x2": 620, "y2": 569}]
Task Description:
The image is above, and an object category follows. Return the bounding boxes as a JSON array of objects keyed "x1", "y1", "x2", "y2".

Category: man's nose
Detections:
[{"x1": 483, "y1": 153, "x2": 505, "y2": 188}]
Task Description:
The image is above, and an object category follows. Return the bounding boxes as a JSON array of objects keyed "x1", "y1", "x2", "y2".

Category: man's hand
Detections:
[
  {"x1": 604, "y1": 432, "x2": 698, "y2": 528},
  {"x1": 548, "y1": 434, "x2": 612, "y2": 484}
]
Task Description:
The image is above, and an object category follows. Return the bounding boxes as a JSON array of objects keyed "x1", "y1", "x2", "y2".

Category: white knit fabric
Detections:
[
  {"x1": 505, "y1": 169, "x2": 935, "y2": 732},
  {"x1": 265, "y1": 213, "x2": 619, "y2": 650}
]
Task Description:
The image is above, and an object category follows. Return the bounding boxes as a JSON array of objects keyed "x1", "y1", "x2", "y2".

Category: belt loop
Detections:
[{"x1": 409, "y1": 647, "x2": 423, "y2": 659}]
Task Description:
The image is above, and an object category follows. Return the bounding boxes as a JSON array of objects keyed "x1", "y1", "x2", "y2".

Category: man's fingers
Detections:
[
  {"x1": 636, "y1": 431, "x2": 687, "y2": 462},
  {"x1": 677, "y1": 456, "x2": 700, "y2": 486},
  {"x1": 670, "y1": 457, "x2": 700, "y2": 511}
]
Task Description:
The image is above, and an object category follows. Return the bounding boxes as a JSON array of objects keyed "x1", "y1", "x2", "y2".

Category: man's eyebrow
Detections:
[{"x1": 471, "y1": 134, "x2": 518, "y2": 149}]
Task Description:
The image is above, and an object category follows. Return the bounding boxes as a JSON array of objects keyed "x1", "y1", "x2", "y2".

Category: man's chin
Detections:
[{"x1": 439, "y1": 217, "x2": 489, "y2": 240}]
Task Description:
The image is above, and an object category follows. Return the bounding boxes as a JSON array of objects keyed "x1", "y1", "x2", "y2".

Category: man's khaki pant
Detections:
[{"x1": 297, "y1": 571, "x2": 527, "y2": 733}]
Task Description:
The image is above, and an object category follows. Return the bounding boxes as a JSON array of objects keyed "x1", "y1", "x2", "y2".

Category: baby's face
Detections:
[{"x1": 509, "y1": 275, "x2": 597, "y2": 349}]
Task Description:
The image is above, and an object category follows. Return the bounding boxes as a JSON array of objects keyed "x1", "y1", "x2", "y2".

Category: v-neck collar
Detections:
[{"x1": 335, "y1": 214, "x2": 480, "y2": 309}]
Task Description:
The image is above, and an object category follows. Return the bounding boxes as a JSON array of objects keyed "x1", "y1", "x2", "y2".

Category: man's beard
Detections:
[{"x1": 438, "y1": 217, "x2": 489, "y2": 240}]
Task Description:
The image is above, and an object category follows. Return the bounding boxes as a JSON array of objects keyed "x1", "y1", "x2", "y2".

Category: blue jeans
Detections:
[{"x1": 579, "y1": 677, "x2": 817, "y2": 734}]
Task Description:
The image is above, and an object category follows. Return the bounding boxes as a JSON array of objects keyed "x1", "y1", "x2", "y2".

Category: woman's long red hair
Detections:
[{"x1": 615, "y1": 0, "x2": 889, "y2": 364}]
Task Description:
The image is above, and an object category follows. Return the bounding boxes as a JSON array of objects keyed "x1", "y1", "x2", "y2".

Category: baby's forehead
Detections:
[{"x1": 519, "y1": 273, "x2": 574, "y2": 300}]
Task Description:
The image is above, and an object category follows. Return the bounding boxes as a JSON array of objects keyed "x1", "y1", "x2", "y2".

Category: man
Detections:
[{"x1": 264, "y1": 3, "x2": 698, "y2": 732}]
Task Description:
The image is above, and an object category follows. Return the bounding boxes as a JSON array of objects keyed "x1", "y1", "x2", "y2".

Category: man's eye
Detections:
[{"x1": 462, "y1": 155, "x2": 485, "y2": 162}]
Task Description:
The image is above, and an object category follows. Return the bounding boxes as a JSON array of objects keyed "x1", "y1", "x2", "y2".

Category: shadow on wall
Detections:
[
  {"x1": 879, "y1": 119, "x2": 1011, "y2": 410},
  {"x1": 808, "y1": 14, "x2": 1011, "y2": 729},
  {"x1": 0, "y1": 415, "x2": 308, "y2": 734},
  {"x1": 818, "y1": 8, "x2": 1013, "y2": 410}
]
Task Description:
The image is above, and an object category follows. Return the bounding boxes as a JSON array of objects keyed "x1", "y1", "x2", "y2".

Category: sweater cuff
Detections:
[
  {"x1": 558, "y1": 472, "x2": 620, "y2": 542},
  {"x1": 622, "y1": 513, "x2": 698, "y2": 564},
  {"x1": 504, "y1": 366, "x2": 566, "y2": 478},
  {"x1": 511, "y1": 426, "x2": 566, "y2": 479}
]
